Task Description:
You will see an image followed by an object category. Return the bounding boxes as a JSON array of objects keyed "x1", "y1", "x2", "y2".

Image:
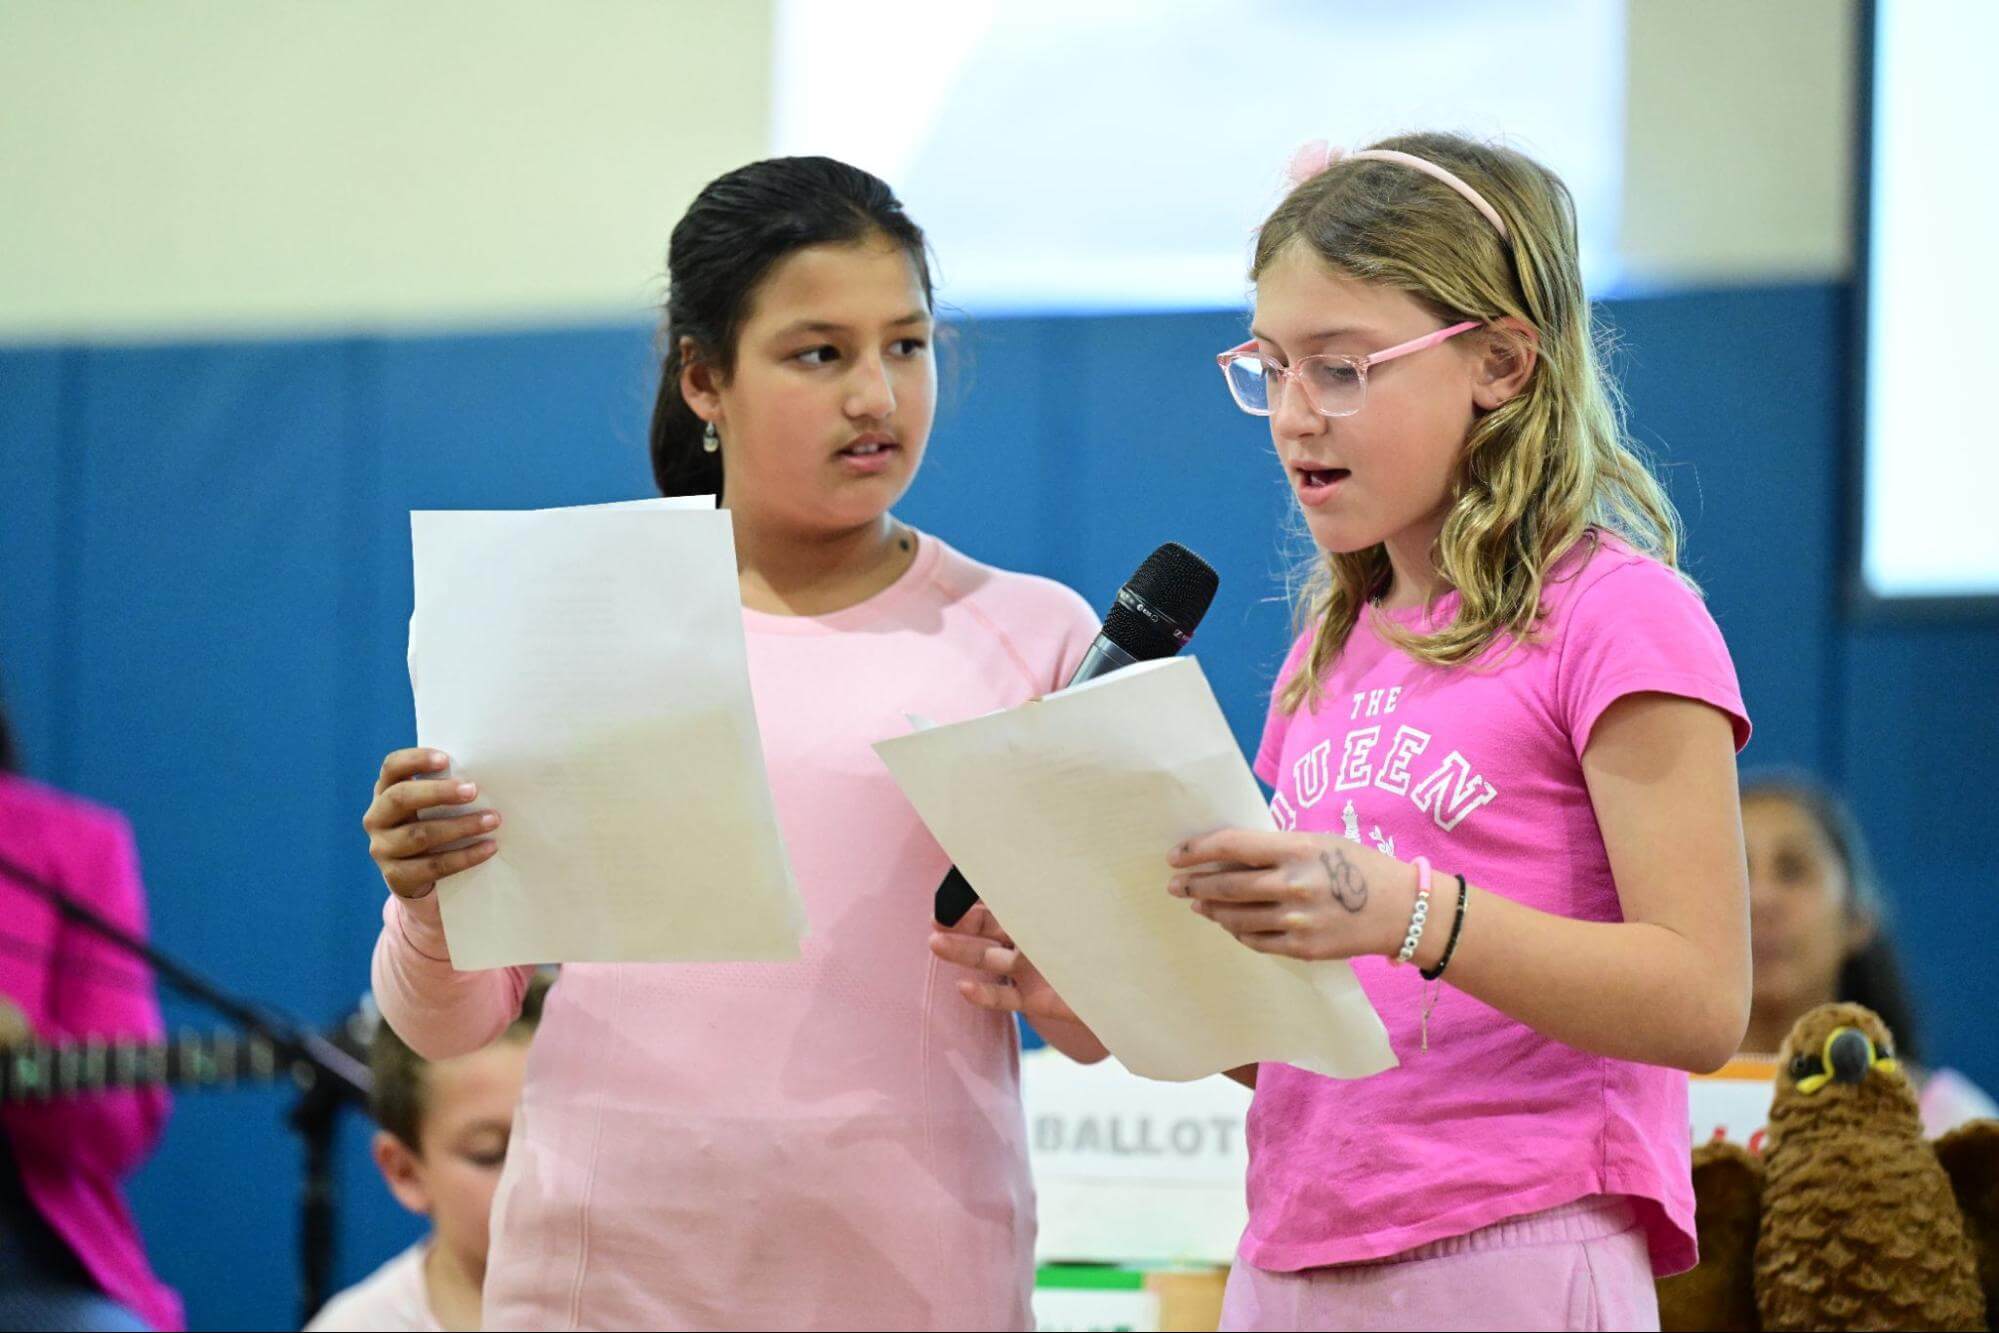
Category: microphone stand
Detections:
[{"x1": 0, "y1": 849, "x2": 371, "y2": 1326}]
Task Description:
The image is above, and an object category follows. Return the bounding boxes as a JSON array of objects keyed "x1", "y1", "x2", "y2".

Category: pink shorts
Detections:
[{"x1": 1220, "y1": 1195, "x2": 1659, "y2": 1333}]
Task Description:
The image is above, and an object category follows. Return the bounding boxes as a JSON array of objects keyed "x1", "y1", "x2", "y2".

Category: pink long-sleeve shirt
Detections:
[
  {"x1": 373, "y1": 534, "x2": 1098, "y2": 1331},
  {"x1": 0, "y1": 773, "x2": 184, "y2": 1332}
]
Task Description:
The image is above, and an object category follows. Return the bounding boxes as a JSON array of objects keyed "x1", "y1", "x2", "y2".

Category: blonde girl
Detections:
[{"x1": 1156, "y1": 131, "x2": 1755, "y2": 1331}]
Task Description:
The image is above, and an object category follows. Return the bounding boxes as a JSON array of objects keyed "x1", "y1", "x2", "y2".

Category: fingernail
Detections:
[
  {"x1": 429, "y1": 751, "x2": 447, "y2": 766},
  {"x1": 479, "y1": 813, "x2": 499, "y2": 829},
  {"x1": 475, "y1": 840, "x2": 497, "y2": 856},
  {"x1": 457, "y1": 782, "x2": 477, "y2": 798},
  {"x1": 1167, "y1": 879, "x2": 1185, "y2": 896}
]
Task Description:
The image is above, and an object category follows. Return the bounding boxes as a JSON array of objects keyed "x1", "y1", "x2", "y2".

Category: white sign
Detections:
[
  {"x1": 1691, "y1": 1059, "x2": 1777, "y2": 1152},
  {"x1": 1024, "y1": 1048, "x2": 1250, "y2": 1265}
]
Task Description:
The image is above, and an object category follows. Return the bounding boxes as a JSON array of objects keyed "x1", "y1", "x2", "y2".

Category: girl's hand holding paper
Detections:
[
  {"x1": 928, "y1": 906, "x2": 1108, "y2": 1062},
  {"x1": 1169, "y1": 828, "x2": 1418, "y2": 963}
]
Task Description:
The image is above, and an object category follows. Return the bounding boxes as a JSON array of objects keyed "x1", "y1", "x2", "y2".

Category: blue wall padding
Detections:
[
  {"x1": 1, "y1": 349, "x2": 71, "y2": 776},
  {"x1": 1608, "y1": 285, "x2": 1848, "y2": 772},
  {"x1": 1, "y1": 285, "x2": 1992, "y2": 1329}
]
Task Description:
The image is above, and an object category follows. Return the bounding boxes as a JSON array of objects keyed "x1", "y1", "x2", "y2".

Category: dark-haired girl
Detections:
[
  {"x1": 360, "y1": 158, "x2": 1105, "y2": 1330},
  {"x1": 1739, "y1": 772, "x2": 1995, "y2": 1134}
]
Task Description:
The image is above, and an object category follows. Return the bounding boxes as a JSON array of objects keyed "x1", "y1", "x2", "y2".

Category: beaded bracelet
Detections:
[
  {"x1": 1393, "y1": 856, "x2": 1433, "y2": 965},
  {"x1": 1420, "y1": 875, "x2": 1469, "y2": 982},
  {"x1": 1418, "y1": 874, "x2": 1470, "y2": 1051}
]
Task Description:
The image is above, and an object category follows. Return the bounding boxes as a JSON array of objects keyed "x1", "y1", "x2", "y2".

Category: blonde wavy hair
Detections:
[{"x1": 1263, "y1": 132, "x2": 1685, "y2": 714}]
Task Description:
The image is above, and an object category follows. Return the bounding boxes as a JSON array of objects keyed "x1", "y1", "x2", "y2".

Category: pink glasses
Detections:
[{"x1": 1216, "y1": 320, "x2": 1483, "y2": 418}]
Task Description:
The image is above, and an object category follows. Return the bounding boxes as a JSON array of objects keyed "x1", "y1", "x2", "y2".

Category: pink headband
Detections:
[{"x1": 1286, "y1": 140, "x2": 1508, "y2": 240}]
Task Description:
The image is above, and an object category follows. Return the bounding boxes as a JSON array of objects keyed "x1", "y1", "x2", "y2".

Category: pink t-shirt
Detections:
[
  {"x1": 373, "y1": 532, "x2": 1099, "y2": 1331},
  {"x1": 1246, "y1": 533, "x2": 1750, "y2": 1278}
]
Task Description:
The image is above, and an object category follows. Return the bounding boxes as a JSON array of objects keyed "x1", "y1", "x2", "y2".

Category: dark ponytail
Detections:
[{"x1": 650, "y1": 156, "x2": 934, "y2": 498}]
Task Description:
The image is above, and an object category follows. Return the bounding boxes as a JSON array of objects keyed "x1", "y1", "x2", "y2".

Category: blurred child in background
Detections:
[
  {"x1": 305, "y1": 975, "x2": 549, "y2": 1333},
  {"x1": 1740, "y1": 771, "x2": 1995, "y2": 1134}
]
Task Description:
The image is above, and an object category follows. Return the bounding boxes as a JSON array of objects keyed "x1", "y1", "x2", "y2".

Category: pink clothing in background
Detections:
[
  {"x1": 373, "y1": 533, "x2": 1099, "y2": 1331},
  {"x1": 0, "y1": 774, "x2": 184, "y2": 1332},
  {"x1": 304, "y1": 1241, "x2": 442, "y2": 1332},
  {"x1": 1247, "y1": 533, "x2": 1750, "y2": 1281},
  {"x1": 1921, "y1": 1067, "x2": 1999, "y2": 1137},
  {"x1": 1219, "y1": 1195, "x2": 1659, "y2": 1333}
]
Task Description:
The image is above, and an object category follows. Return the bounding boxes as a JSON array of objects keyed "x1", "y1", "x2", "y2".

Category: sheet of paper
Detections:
[
  {"x1": 406, "y1": 497, "x2": 714, "y2": 691},
  {"x1": 407, "y1": 495, "x2": 804, "y2": 969},
  {"x1": 875, "y1": 657, "x2": 1395, "y2": 1083}
]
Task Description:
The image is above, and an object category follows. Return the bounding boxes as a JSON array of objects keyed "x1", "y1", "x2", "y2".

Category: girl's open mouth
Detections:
[
  {"x1": 836, "y1": 438, "x2": 901, "y2": 474},
  {"x1": 1294, "y1": 466, "x2": 1350, "y2": 503}
]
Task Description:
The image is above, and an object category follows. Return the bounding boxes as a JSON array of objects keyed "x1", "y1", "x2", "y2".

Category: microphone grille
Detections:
[
  {"x1": 1131, "y1": 542, "x2": 1220, "y2": 628},
  {"x1": 1103, "y1": 543, "x2": 1220, "y2": 663}
]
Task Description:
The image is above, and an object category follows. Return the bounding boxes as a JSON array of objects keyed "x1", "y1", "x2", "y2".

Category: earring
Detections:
[{"x1": 702, "y1": 422, "x2": 720, "y2": 454}]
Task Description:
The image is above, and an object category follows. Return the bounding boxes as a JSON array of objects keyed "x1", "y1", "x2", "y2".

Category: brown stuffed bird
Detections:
[{"x1": 1658, "y1": 1002, "x2": 1999, "y2": 1332}]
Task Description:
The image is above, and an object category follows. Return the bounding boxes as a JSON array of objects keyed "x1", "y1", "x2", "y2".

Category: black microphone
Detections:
[{"x1": 932, "y1": 542, "x2": 1220, "y2": 927}]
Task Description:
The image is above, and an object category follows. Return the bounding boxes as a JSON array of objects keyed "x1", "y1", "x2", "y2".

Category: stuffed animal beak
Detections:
[{"x1": 1828, "y1": 1027, "x2": 1874, "y2": 1086}]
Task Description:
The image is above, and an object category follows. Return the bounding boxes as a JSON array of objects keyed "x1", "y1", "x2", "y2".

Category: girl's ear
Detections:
[
  {"x1": 372, "y1": 1128, "x2": 433, "y2": 1218},
  {"x1": 678, "y1": 336, "x2": 724, "y2": 427},
  {"x1": 1471, "y1": 318, "x2": 1539, "y2": 411}
]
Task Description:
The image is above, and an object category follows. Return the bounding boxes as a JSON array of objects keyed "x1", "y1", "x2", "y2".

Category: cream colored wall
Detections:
[
  {"x1": 0, "y1": 0, "x2": 1857, "y2": 342},
  {"x1": 0, "y1": 0, "x2": 773, "y2": 340},
  {"x1": 1622, "y1": 0, "x2": 1858, "y2": 286}
]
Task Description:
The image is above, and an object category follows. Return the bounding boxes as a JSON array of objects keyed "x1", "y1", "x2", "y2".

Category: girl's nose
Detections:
[
  {"x1": 1271, "y1": 375, "x2": 1325, "y2": 440},
  {"x1": 846, "y1": 357, "x2": 896, "y2": 420}
]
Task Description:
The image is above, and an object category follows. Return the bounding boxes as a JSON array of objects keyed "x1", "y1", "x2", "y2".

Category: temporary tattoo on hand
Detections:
[{"x1": 1318, "y1": 850, "x2": 1368, "y2": 913}]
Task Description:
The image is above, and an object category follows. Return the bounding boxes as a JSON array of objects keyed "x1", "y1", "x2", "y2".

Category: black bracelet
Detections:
[{"x1": 1420, "y1": 875, "x2": 1469, "y2": 982}]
